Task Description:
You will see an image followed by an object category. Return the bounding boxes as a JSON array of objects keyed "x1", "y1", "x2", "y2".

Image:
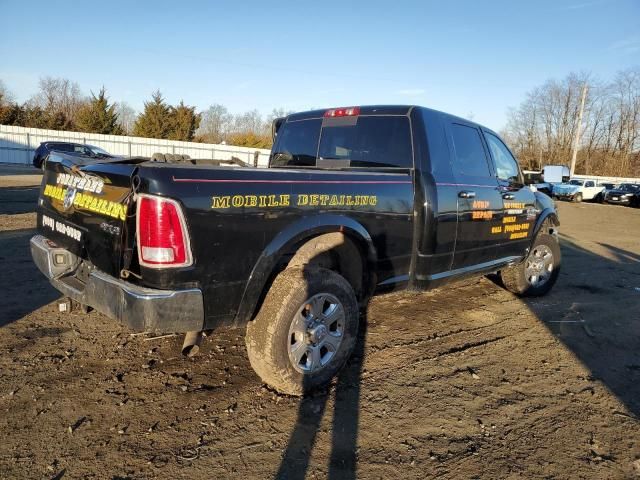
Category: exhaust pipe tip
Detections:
[{"x1": 181, "y1": 331, "x2": 203, "y2": 358}]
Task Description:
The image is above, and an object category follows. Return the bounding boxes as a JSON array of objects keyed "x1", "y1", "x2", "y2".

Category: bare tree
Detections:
[
  {"x1": 197, "y1": 104, "x2": 232, "y2": 143},
  {"x1": 30, "y1": 76, "x2": 85, "y2": 127},
  {"x1": 505, "y1": 69, "x2": 639, "y2": 177},
  {"x1": 231, "y1": 109, "x2": 266, "y2": 136},
  {"x1": 0, "y1": 79, "x2": 14, "y2": 106},
  {"x1": 114, "y1": 102, "x2": 137, "y2": 135}
]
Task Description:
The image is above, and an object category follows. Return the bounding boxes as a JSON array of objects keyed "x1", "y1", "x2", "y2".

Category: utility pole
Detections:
[{"x1": 570, "y1": 84, "x2": 588, "y2": 177}]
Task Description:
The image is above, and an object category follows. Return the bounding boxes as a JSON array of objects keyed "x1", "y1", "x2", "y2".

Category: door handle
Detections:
[
  {"x1": 458, "y1": 190, "x2": 476, "y2": 199},
  {"x1": 502, "y1": 193, "x2": 515, "y2": 200}
]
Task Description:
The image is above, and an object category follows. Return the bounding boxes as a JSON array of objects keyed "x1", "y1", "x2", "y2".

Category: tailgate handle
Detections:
[
  {"x1": 458, "y1": 190, "x2": 476, "y2": 199},
  {"x1": 502, "y1": 193, "x2": 515, "y2": 200}
]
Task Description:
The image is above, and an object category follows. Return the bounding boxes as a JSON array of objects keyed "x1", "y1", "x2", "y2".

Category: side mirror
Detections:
[{"x1": 272, "y1": 117, "x2": 285, "y2": 143}]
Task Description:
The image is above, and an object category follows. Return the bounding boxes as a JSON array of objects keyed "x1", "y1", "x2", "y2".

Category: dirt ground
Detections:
[{"x1": 1, "y1": 166, "x2": 639, "y2": 480}]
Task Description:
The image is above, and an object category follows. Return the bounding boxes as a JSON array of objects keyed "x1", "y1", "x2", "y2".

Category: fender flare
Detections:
[
  {"x1": 530, "y1": 208, "x2": 559, "y2": 245},
  {"x1": 233, "y1": 214, "x2": 378, "y2": 325}
]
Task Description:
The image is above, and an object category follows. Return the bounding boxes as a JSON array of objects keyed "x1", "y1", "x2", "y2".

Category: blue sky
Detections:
[{"x1": 1, "y1": 0, "x2": 638, "y2": 130}]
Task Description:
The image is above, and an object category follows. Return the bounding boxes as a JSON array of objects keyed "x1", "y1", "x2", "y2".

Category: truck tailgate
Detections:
[{"x1": 37, "y1": 155, "x2": 137, "y2": 277}]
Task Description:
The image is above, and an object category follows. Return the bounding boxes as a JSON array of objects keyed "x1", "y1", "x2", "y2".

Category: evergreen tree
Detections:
[
  {"x1": 0, "y1": 103, "x2": 23, "y2": 126},
  {"x1": 168, "y1": 101, "x2": 201, "y2": 141},
  {"x1": 75, "y1": 87, "x2": 124, "y2": 134},
  {"x1": 133, "y1": 90, "x2": 172, "y2": 139}
]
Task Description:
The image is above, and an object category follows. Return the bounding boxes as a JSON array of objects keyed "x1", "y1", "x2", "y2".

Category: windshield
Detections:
[
  {"x1": 88, "y1": 145, "x2": 110, "y2": 156},
  {"x1": 568, "y1": 180, "x2": 583, "y2": 186},
  {"x1": 523, "y1": 172, "x2": 542, "y2": 183},
  {"x1": 619, "y1": 183, "x2": 640, "y2": 192}
]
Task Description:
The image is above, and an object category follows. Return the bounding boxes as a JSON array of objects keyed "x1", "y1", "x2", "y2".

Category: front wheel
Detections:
[
  {"x1": 245, "y1": 267, "x2": 359, "y2": 396},
  {"x1": 573, "y1": 192, "x2": 583, "y2": 203},
  {"x1": 499, "y1": 230, "x2": 561, "y2": 297}
]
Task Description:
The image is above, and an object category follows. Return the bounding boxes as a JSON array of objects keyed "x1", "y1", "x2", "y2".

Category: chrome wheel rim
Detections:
[
  {"x1": 525, "y1": 244, "x2": 554, "y2": 287},
  {"x1": 288, "y1": 293, "x2": 345, "y2": 374}
]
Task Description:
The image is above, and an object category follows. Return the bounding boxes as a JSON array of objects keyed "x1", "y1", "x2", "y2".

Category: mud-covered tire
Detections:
[
  {"x1": 573, "y1": 192, "x2": 583, "y2": 203},
  {"x1": 245, "y1": 267, "x2": 359, "y2": 396},
  {"x1": 499, "y1": 230, "x2": 561, "y2": 297}
]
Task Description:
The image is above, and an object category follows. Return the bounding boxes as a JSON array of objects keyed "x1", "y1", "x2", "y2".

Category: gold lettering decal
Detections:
[{"x1": 211, "y1": 196, "x2": 231, "y2": 209}]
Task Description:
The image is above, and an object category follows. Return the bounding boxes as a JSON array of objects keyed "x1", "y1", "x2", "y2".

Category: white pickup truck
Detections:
[{"x1": 552, "y1": 179, "x2": 604, "y2": 202}]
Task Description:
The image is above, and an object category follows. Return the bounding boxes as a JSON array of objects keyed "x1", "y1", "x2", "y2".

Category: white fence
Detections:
[{"x1": 0, "y1": 125, "x2": 271, "y2": 167}]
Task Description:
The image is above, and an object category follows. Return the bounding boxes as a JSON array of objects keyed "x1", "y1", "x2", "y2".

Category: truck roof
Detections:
[
  {"x1": 287, "y1": 105, "x2": 413, "y2": 121},
  {"x1": 285, "y1": 105, "x2": 497, "y2": 135}
]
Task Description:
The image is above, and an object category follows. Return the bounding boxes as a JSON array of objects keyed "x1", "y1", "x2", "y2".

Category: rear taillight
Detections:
[
  {"x1": 324, "y1": 106, "x2": 360, "y2": 117},
  {"x1": 136, "y1": 194, "x2": 193, "y2": 268}
]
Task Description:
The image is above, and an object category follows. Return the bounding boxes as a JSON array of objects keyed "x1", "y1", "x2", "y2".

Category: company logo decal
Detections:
[
  {"x1": 43, "y1": 184, "x2": 127, "y2": 221},
  {"x1": 62, "y1": 187, "x2": 77, "y2": 211},
  {"x1": 56, "y1": 173, "x2": 104, "y2": 194}
]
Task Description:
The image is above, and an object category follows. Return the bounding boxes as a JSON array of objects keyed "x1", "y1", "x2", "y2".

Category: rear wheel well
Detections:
[
  {"x1": 250, "y1": 232, "x2": 371, "y2": 321},
  {"x1": 287, "y1": 232, "x2": 367, "y2": 300}
]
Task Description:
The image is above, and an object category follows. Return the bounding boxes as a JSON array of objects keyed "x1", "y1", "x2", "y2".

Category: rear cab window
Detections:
[
  {"x1": 270, "y1": 113, "x2": 413, "y2": 169},
  {"x1": 270, "y1": 119, "x2": 321, "y2": 167}
]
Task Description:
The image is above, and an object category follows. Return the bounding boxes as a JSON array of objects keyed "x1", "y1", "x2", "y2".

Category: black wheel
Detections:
[
  {"x1": 573, "y1": 192, "x2": 583, "y2": 203},
  {"x1": 245, "y1": 267, "x2": 359, "y2": 396},
  {"x1": 499, "y1": 230, "x2": 561, "y2": 297}
]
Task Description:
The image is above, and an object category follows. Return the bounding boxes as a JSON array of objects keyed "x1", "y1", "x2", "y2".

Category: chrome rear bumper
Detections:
[{"x1": 30, "y1": 235, "x2": 204, "y2": 333}]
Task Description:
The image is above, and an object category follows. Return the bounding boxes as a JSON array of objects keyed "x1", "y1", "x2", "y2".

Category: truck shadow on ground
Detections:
[
  {"x1": 523, "y1": 236, "x2": 640, "y2": 418},
  {"x1": 0, "y1": 182, "x2": 57, "y2": 325},
  {"x1": 277, "y1": 234, "x2": 640, "y2": 479},
  {"x1": 0, "y1": 228, "x2": 59, "y2": 326},
  {"x1": 275, "y1": 315, "x2": 367, "y2": 480},
  {"x1": 0, "y1": 185, "x2": 40, "y2": 215}
]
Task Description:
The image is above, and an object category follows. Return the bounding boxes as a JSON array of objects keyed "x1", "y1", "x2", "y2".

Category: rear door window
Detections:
[
  {"x1": 450, "y1": 123, "x2": 492, "y2": 178},
  {"x1": 318, "y1": 116, "x2": 413, "y2": 168}
]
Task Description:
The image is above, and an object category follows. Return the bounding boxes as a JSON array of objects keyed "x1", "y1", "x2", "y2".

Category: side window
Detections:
[
  {"x1": 450, "y1": 123, "x2": 491, "y2": 178},
  {"x1": 484, "y1": 132, "x2": 521, "y2": 183},
  {"x1": 585, "y1": 181, "x2": 595, "y2": 187},
  {"x1": 52, "y1": 143, "x2": 72, "y2": 152},
  {"x1": 270, "y1": 119, "x2": 322, "y2": 167}
]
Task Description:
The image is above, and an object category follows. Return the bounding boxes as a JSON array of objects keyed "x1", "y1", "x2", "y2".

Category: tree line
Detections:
[
  {"x1": 503, "y1": 67, "x2": 640, "y2": 177},
  {"x1": 0, "y1": 77, "x2": 286, "y2": 148},
  {"x1": 3, "y1": 70, "x2": 638, "y2": 176}
]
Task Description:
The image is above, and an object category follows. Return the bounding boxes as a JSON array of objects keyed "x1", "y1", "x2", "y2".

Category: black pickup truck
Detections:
[{"x1": 31, "y1": 105, "x2": 560, "y2": 395}]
